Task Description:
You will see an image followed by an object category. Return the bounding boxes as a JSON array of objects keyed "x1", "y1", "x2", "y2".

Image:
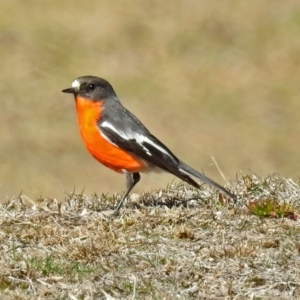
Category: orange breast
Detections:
[{"x1": 75, "y1": 97, "x2": 147, "y2": 173}]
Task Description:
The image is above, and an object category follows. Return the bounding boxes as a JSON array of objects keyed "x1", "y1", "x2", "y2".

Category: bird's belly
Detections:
[
  {"x1": 82, "y1": 129, "x2": 147, "y2": 173},
  {"x1": 76, "y1": 98, "x2": 147, "y2": 173}
]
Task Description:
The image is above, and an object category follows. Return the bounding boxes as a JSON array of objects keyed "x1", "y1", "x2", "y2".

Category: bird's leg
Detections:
[{"x1": 113, "y1": 172, "x2": 140, "y2": 214}]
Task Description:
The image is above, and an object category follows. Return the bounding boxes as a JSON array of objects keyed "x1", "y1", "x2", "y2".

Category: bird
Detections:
[{"x1": 62, "y1": 76, "x2": 235, "y2": 213}]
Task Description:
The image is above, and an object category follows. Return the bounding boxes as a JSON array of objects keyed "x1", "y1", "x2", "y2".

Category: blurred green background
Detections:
[{"x1": 1, "y1": 1, "x2": 300, "y2": 201}]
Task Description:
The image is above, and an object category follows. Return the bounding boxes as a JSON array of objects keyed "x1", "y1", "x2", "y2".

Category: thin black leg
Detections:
[{"x1": 114, "y1": 172, "x2": 140, "y2": 213}]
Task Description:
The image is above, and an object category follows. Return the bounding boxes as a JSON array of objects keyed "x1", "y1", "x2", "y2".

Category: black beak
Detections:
[{"x1": 62, "y1": 87, "x2": 76, "y2": 94}]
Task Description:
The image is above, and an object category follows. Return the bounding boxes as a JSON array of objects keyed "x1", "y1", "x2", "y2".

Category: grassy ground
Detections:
[
  {"x1": 1, "y1": 174, "x2": 299, "y2": 299},
  {"x1": 1, "y1": 1, "x2": 300, "y2": 201}
]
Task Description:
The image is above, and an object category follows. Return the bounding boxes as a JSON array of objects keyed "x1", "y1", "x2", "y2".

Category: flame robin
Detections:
[{"x1": 62, "y1": 76, "x2": 235, "y2": 212}]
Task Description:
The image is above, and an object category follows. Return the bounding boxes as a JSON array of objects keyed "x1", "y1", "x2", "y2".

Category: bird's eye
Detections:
[{"x1": 88, "y1": 84, "x2": 96, "y2": 91}]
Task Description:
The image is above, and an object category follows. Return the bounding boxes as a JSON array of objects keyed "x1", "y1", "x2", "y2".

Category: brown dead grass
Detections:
[{"x1": 0, "y1": 174, "x2": 299, "y2": 299}]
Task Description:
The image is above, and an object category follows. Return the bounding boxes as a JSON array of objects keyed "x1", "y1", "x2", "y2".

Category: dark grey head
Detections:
[{"x1": 62, "y1": 76, "x2": 116, "y2": 101}]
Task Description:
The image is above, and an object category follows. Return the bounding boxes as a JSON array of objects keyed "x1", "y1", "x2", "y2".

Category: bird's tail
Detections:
[{"x1": 178, "y1": 161, "x2": 236, "y2": 200}]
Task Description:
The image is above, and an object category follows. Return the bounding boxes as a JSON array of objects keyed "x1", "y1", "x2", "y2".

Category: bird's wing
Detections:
[
  {"x1": 98, "y1": 103, "x2": 202, "y2": 188},
  {"x1": 98, "y1": 118, "x2": 181, "y2": 173}
]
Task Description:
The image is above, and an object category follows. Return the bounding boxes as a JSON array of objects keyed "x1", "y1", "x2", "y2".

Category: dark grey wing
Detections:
[
  {"x1": 98, "y1": 102, "x2": 201, "y2": 188},
  {"x1": 99, "y1": 118, "x2": 181, "y2": 173}
]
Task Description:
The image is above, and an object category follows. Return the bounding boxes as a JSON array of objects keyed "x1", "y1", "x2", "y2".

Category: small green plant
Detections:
[
  {"x1": 27, "y1": 255, "x2": 94, "y2": 277},
  {"x1": 246, "y1": 198, "x2": 297, "y2": 220}
]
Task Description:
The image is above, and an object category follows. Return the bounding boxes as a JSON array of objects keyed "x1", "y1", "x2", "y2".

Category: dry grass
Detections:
[{"x1": 1, "y1": 174, "x2": 299, "y2": 299}]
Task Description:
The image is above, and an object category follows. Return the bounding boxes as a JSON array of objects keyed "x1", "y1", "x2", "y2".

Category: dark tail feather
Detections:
[{"x1": 178, "y1": 161, "x2": 236, "y2": 200}]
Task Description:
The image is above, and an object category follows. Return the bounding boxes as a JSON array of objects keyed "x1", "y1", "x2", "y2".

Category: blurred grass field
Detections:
[{"x1": 1, "y1": 0, "x2": 300, "y2": 201}]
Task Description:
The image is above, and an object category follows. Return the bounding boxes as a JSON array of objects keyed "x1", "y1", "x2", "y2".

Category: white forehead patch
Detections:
[{"x1": 71, "y1": 79, "x2": 80, "y2": 89}]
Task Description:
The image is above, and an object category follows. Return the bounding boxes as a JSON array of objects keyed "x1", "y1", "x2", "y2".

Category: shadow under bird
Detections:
[{"x1": 62, "y1": 76, "x2": 236, "y2": 213}]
